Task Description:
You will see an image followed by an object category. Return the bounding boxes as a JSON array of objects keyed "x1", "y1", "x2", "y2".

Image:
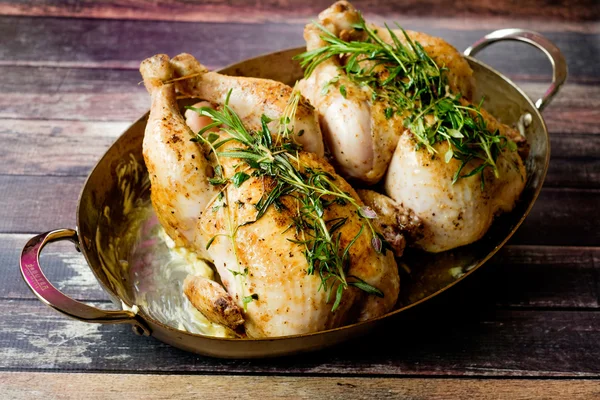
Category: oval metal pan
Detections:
[{"x1": 21, "y1": 31, "x2": 565, "y2": 358}]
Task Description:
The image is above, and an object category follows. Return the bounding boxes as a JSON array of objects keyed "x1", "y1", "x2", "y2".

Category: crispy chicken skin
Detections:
[
  {"x1": 140, "y1": 55, "x2": 218, "y2": 259},
  {"x1": 170, "y1": 53, "x2": 325, "y2": 157},
  {"x1": 357, "y1": 189, "x2": 423, "y2": 257},
  {"x1": 300, "y1": 1, "x2": 527, "y2": 253},
  {"x1": 385, "y1": 134, "x2": 525, "y2": 253},
  {"x1": 183, "y1": 275, "x2": 245, "y2": 334},
  {"x1": 140, "y1": 53, "x2": 399, "y2": 338}
]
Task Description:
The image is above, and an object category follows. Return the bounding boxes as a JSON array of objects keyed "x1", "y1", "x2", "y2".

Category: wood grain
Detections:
[
  {"x1": 3, "y1": 225, "x2": 598, "y2": 308},
  {"x1": 0, "y1": 0, "x2": 598, "y2": 382},
  {"x1": 1, "y1": 372, "x2": 599, "y2": 400},
  {"x1": 0, "y1": 119, "x2": 127, "y2": 177},
  {"x1": 508, "y1": 188, "x2": 600, "y2": 247},
  {"x1": 0, "y1": 16, "x2": 598, "y2": 83},
  {"x1": 0, "y1": 0, "x2": 598, "y2": 33},
  {"x1": 0, "y1": 175, "x2": 83, "y2": 233},
  {"x1": 1, "y1": 63, "x2": 597, "y2": 133},
  {"x1": 1, "y1": 299, "x2": 599, "y2": 376},
  {"x1": 3, "y1": 119, "x2": 599, "y2": 193},
  {"x1": 1, "y1": 173, "x2": 598, "y2": 246},
  {"x1": 489, "y1": 245, "x2": 599, "y2": 309},
  {"x1": 0, "y1": 234, "x2": 110, "y2": 301}
]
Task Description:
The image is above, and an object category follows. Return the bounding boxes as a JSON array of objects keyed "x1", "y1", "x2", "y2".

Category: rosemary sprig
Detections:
[
  {"x1": 187, "y1": 91, "x2": 385, "y2": 312},
  {"x1": 295, "y1": 15, "x2": 517, "y2": 187}
]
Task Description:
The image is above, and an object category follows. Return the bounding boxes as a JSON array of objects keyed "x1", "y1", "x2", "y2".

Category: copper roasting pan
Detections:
[{"x1": 20, "y1": 29, "x2": 567, "y2": 358}]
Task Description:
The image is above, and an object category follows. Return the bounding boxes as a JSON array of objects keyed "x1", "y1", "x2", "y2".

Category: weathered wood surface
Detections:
[
  {"x1": 1, "y1": 0, "x2": 598, "y2": 35},
  {"x1": 0, "y1": 0, "x2": 599, "y2": 393},
  {"x1": 2, "y1": 172, "x2": 598, "y2": 248},
  {"x1": 1, "y1": 16, "x2": 599, "y2": 83},
  {"x1": 3, "y1": 230, "x2": 598, "y2": 308},
  {"x1": 1, "y1": 372, "x2": 599, "y2": 400},
  {"x1": 2, "y1": 74, "x2": 599, "y2": 133},
  {"x1": 1, "y1": 69, "x2": 598, "y2": 129},
  {"x1": 1, "y1": 300, "x2": 599, "y2": 376},
  {"x1": 3, "y1": 119, "x2": 599, "y2": 191}
]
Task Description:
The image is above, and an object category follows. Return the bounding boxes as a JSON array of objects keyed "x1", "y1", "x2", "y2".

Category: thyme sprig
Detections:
[
  {"x1": 295, "y1": 15, "x2": 517, "y2": 187},
  {"x1": 187, "y1": 91, "x2": 385, "y2": 312}
]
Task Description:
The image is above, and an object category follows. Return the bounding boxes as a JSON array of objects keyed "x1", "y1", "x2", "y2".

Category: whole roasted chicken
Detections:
[
  {"x1": 140, "y1": 53, "x2": 399, "y2": 338},
  {"x1": 297, "y1": 1, "x2": 527, "y2": 253}
]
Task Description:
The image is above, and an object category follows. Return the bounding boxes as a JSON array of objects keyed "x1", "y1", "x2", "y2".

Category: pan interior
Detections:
[{"x1": 76, "y1": 48, "x2": 547, "y2": 337}]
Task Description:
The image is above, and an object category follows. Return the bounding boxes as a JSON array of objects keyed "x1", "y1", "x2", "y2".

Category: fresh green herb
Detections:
[
  {"x1": 384, "y1": 107, "x2": 394, "y2": 119},
  {"x1": 321, "y1": 75, "x2": 340, "y2": 95},
  {"x1": 189, "y1": 91, "x2": 386, "y2": 312},
  {"x1": 348, "y1": 275, "x2": 384, "y2": 296},
  {"x1": 231, "y1": 171, "x2": 250, "y2": 188},
  {"x1": 205, "y1": 235, "x2": 217, "y2": 250},
  {"x1": 208, "y1": 165, "x2": 227, "y2": 185},
  {"x1": 294, "y1": 15, "x2": 517, "y2": 187},
  {"x1": 339, "y1": 84, "x2": 347, "y2": 98},
  {"x1": 242, "y1": 293, "x2": 259, "y2": 309},
  {"x1": 229, "y1": 267, "x2": 249, "y2": 277},
  {"x1": 210, "y1": 191, "x2": 227, "y2": 212},
  {"x1": 277, "y1": 88, "x2": 301, "y2": 143},
  {"x1": 206, "y1": 132, "x2": 220, "y2": 144}
]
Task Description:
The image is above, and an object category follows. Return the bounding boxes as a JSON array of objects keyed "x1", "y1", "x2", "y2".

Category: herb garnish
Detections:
[
  {"x1": 295, "y1": 15, "x2": 517, "y2": 187},
  {"x1": 188, "y1": 91, "x2": 385, "y2": 312},
  {"x1": 242, "y1": 293, "x2": 259, "y2": 307}
]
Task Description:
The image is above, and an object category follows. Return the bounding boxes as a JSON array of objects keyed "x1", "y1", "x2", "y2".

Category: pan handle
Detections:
[
  {"x1": 464, "y1": 29, "x2": 567, "y2": 112},
  {"x1": 20, "y1": 229, "x2": 150, "y2": 336}
]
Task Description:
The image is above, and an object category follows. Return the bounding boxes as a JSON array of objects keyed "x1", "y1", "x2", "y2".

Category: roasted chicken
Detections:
[
  {"x1": 140, "y1": 53, "x2": 399, "y2": 338},
  {"x1": 298, "y1": 1, "x2": 527, "y2": 253}
]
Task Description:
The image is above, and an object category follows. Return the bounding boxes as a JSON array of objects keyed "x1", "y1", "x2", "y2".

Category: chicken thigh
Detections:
[
  {"x1": 140, "y1": 54, "x2": 399, "y2": 337},
  {"x1": 385, "y1": 135, "x2": 525, "y2": 253}
]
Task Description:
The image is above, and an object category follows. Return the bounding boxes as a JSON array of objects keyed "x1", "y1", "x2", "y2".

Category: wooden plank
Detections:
[
  {"x1": 1, "y1": 173, "x2": 598, "y2": 245},
  {"x1": 0, "y1": 66, "x2": 148, "y2": 122},
  {"x1": 2, "y1": 223, "x2": 598, "y2": 308},
  {"x1": 1, "y1": 372, "x2": 599, "y2": 400},
  {"x1": 509, "y1": 188, "x2": 600, "y2": 247},
  {"x1": 488, "y1": 245, "x2": 599, "y2": 309},
  {"x1": 0, "y1": 299, "x2": 598, "y2": 376},
  {"x1": 0, "y1": 233, "x2": 110, "y2": 301},
  {"x1": 0, "y1": 175, "x2": 83, "y2": 233},
  {"x1": 531, "y1": 83, "x2": 600, "y2": 134},
  {"x1": 547, "y1": 134, "x2": 600, "y2": 189},
  {"x1": 0, "y1": 119, "x2": 128, "y2": 176},
  {"x1": 0, "y1": 0, "x2": 597, "y2": 32},
  {"x1": 2, "y1": 120, "x2": 598, "y2": 195},
  {"x1": 0, "y1": 63, "x2": 598, "y2": 134},
  {"x1": 0, "y1": 16, "x2": 598, "y2": 83}
]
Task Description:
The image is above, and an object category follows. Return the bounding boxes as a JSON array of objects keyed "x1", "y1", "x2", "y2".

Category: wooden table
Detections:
[{"x1": 1, "y1": 1, "x2": 599, "y2": 398}]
